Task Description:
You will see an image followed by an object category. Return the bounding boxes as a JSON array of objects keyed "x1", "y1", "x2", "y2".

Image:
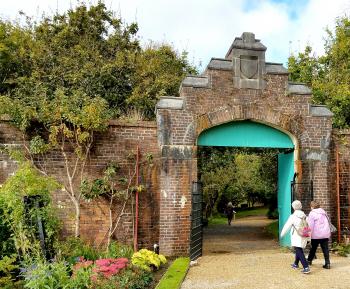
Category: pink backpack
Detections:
[{"x1": 293, "y1": 216, "x2": 311, "y2": 238}]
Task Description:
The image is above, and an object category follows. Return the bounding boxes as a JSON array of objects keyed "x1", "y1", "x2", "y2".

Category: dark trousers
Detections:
[
  {"x1": 227, "y1": 215, "x2": 233, "y2": 225},
  {"x1": 307, "y1": 238, "x2": 330, "y2": 265},
  {"x1": 294, "y1": 247, "x2": 308, "y2": 269}
]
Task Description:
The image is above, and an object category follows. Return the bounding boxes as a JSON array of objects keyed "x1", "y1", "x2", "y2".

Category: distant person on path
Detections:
[
  {"x1": 225, "y1": 202, "x2": 236, "y2": 226},
  {"x1": 306, "y1": 200, "x2": 331, "y2": 269},
  {"x1": 280, "y1": 200, "x2": 311, "y2": 274}
]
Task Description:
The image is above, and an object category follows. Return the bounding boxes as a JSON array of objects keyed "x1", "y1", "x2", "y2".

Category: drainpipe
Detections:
[
  {"x1": 134, "y1": 146, "x2": 140, "y2": 252},
  {"x1": 336, "y1": 146, "x2": 341, "y2": 243}
]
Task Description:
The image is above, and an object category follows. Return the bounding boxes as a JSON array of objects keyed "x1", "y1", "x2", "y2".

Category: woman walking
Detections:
[
  {"x1": 225, "y1": 202, "x2": 236, "y2": 226},
  {"x1": 281, "y1": 200, "x2": 311, "y2": 274},
  {"x1": 307, "y1": 200, "x2": 331, "y2": 269}
]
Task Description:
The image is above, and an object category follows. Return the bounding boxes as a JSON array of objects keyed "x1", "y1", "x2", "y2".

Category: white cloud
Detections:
[{"x1": 0, "y1": 0, "x2": 349, "y2": 68}]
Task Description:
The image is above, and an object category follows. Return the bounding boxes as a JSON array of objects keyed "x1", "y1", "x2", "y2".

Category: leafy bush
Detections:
[
  {"x1": 0, "y1": 206, "x2": 16, "y2": 257},
  {"x1": 332, "y1": 242, "x2": 350, "y2": 257},
  {"x1": 0, "y1": 255, "x2": 22, "y2": 289},
  {"x1": 0, "y1": 162, "x2": 60, "y2": 258},
  {"x1": 57, "y1": 237, "x2": 102, "y2": 264},
  {"x1": 132, "y1": 249, "x2": 167, "y2": 271},
  {"x1": 107, "y1": 242, "x2": 133, "y2": 259},
  {"x1": 22, "y1": 260, "x2": 70, "y2": 289},
  {"x1": 267, "y1": 208, "x2": 279, "y2": 219}
]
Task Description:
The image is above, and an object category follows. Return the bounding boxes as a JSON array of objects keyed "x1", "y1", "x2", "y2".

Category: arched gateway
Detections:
[{"x1": 156, "y1": 32, "x2": 333, "y2": 257}]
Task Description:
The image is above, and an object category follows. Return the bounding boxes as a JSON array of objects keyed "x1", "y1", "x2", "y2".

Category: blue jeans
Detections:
[{"x1": 294, "y1": 247, "x2": 308, "y2": 269}]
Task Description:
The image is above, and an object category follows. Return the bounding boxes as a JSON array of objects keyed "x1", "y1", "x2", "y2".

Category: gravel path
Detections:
[{"x1": 181, "y1": 216, "x2": 350, "y2": 289}]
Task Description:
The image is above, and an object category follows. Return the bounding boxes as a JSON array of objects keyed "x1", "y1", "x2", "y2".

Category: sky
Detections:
[{"x1": 0, "y1": 0, "x2": 349, "y2": 69}]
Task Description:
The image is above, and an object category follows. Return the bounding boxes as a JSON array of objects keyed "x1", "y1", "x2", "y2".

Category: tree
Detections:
[
  {"x1": 288, "y1": 16, "x2": 350, "y2": 128},
  {"x1": 198, "y1": 147, "x2": 278, "y2": 217},
  {"x1": 128, "y1": 43, "x2": 198, "y2": 119}
]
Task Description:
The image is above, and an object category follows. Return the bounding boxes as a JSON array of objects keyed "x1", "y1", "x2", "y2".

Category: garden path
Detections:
[{"x1": 181, "y1": 215, "x2": 350, "y2": 289}]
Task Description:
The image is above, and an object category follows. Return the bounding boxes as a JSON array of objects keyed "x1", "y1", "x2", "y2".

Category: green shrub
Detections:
[
  {"x1": 92, "y1": 266, "x2": 153, "y2": 289},
  {"x1": 267, "y1": 208, "x2": 279, "y2": 219},
  {"x1": 0, "y1": 255, "x2": 22, "y2": 289},
  {"x1": 0, "y1": 162, "x2": 60, "y2": 259},
  {"x1": 0, "y1": 206, "x2": 16, "y2": 257},
  {"x1": 332, "y1": 242, "x2": 350, "y2": 257},
  {"x1": 131, "y1": 249, "x2": 167, "y2": 271},
  {"x1": 107, "y1": 241, "x2": 133, "y2": 259},
  {"x1": 265, "y1": 220, "x2": 279, "y2": 239},
  {"x1": 22, "y1": 260, "x2": 71, "y2": 289},
  {"x1": 57, "y1": 237, "x2": 102, "y2": 264}
]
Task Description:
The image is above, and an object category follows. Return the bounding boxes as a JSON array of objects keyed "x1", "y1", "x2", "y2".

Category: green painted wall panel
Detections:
[
  {"x1": 198, "y1": 120, "x2": 293, "y2": 148},
  {"x1": 278, "y1": 152, "x2": 294, "y2": 247}
]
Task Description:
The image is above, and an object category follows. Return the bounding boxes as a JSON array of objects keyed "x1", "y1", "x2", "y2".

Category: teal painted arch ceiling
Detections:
[{"x1": 197, "y1": 120, "x2": 294, "y2": 148}]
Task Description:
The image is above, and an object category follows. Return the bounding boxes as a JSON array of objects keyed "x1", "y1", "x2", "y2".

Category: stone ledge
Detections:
[
  {"x1": 309, "y1": 105, "x2": 333, "y2": 117},
  {"x1": 181, "y1": 75, "x2": 209, "y2": 88},
  {"x1": 207, "y1": 58, "x2": 233, "y2": 71},
  {"x1": 161, "y1": 145, "x2": 195, "y2": 160},
  {"x1": 333, "y1": 129, "x2": 350, "y2": 135},
  {"x1": 287, "y1": 82, "x2": 312, "y2": 95},
  {"x1": 108, "y1": 119, "x2": 157, "y2": 128},
  {"x1": 266, "y1": 62, "x2": 289, "y2": 75},
  {"x1": 156, "y1": 96, "x2": 184, "y2": 110}
]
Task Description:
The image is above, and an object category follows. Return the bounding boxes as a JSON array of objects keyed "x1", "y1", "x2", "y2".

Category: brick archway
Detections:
[{"x1": 156, "y1": 32, "x2": 333, "y2": 256}]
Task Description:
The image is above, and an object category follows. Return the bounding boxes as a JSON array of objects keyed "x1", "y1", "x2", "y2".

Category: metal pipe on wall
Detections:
[
  {"x1": 134, "y1": 146, "x2": 140, "y2": 252},
  {"x1": 336, "y1": 146, "x2": 341, "y2": 243}
]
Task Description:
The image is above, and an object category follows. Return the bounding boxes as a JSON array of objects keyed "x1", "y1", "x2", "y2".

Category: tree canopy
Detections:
[
  {"x1": 0, "y1": 1, "x2": 197, "y2": 121},
  {"x1": 288, "y1": 16, "x2": 350, "y2": 128},
  {"x1": 198, "y1": 147, "x2": 278, "y2": 218}
]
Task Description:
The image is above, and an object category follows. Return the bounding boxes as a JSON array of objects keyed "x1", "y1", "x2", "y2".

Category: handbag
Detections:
[{"x1": 326, "y1": 214, "x2": 337, "y2": 233}]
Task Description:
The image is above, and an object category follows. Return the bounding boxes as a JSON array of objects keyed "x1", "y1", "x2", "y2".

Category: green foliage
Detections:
[
  {"x1": 0, "y1": 206, "x2": 16, "y2": 257},
  {"x1": 22, "y1": 260, "x2": 71, "y2": 289},
  {"x1": 209, "y1": 207, "x2": 268, "y2": 225},
  {"x1": 156, "y1": 257, "x2": 190, "y2": 289},
  {"x1": 0, "y1": 162, "x2": 60, "y2": 257},
  {"x1": 0, "y1": 255, "x2": 21, "y2": 288},
  {"x1": 69, "y1": 264, "x2": 93, "y2": 289},
  {"x1": 114, "y1": 267, "x2": 153, "y2": 289},
  {"x1": 92, "y1": 266, "x2": 153, "y2": 289},
  {"x1": 265, "y1": 220, "x2": 279, "y2": 239},
  {"x1": 331, "y1": 242, "x2": 350, "y2": 257},
  {"x1": 0, "y1": 2, "x2": 197, "y2": 121},
  {"x1": 198, "y1": 147, "x2": 278, "y2": 218},
  {"x1": 107, "y1": 242, "x2": 133, "y2": 259},
  {"x1": 288, "y1": 16, "x2": 350, "y2": 128},
  {"x1": 131, "y1": 249, "x2": 167, "y2": 272},
  {"x1": 57, "y1": 237, "x2": 102, "y2": 264},
  {"x1": 128, "y1": 43, "x2": 198, "y2": 119}
]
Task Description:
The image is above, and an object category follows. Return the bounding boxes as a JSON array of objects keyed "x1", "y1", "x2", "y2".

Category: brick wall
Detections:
[
  {"x1": 0, "y1": 119, "x2": 160, "y2": 250},
  {"x1": 330, "y1": 130, "x2": 350, "y2": 240}
]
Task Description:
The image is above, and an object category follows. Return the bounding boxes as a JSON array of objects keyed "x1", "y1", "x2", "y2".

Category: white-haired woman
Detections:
[
  {"x1": 225, "y1": 202, "x2": 236, "y2": 226},
  {"x1": 280, "y1": 200, "x2": 311, "y2": 274}
]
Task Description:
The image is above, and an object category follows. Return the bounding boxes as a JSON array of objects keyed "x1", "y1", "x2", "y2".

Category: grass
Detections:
[
  {"x1": 155, "y1": 257, "x2": 190, "y2": 289},
  {"x1": 265, "y1": 220, "x2": 279, "y2": 239},
  {"x1": 208, "y1": 207, "x2": 268, "y2": 225}
]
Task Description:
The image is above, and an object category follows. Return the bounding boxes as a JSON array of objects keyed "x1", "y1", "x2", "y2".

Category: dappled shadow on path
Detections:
[{"x1": 203, "y1": 215, "x2": 279, "y2": 255}]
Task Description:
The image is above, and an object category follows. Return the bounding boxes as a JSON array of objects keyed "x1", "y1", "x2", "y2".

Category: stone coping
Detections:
[
  {"x1": 182, "y1": 75, "x2": 209, "y2": 88},
  {"x1": 0, "y1": 116, "x2": 157, "y2": 128},
  {"x1": 287, "y1": 82, "x2": 312, "y2": 95},
  {"x1": 309, "y1": 105, "x2": 333, "y2": 117}
]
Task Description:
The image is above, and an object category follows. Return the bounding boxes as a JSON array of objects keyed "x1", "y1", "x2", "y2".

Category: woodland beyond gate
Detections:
[{"x1": 1, "y1": 32, "x2": 350, "y2": 256}]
